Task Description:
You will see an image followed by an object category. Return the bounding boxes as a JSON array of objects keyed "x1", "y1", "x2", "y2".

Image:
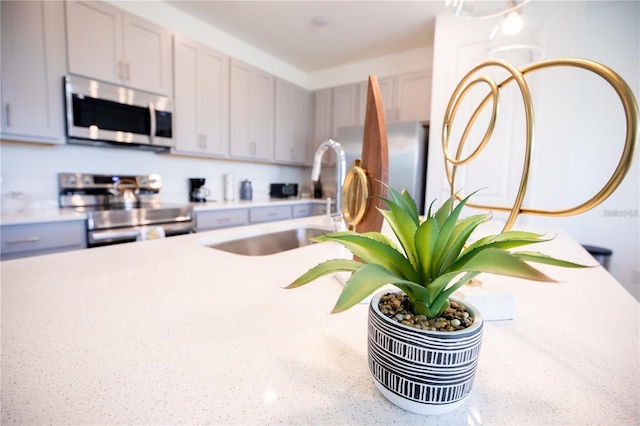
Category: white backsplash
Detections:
[{"x1": 0, "y1": 141, "x2": 309, "y2": 210}]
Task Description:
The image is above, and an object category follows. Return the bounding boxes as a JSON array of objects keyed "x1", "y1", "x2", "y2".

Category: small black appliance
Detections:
[{"x1": 189, "y1": 178, "x2": 209, "y2": 202}]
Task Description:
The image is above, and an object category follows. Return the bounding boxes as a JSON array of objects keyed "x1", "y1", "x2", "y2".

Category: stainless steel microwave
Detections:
[{"x1": 64, "y1": 75, "x2": 173, "y2": 150}]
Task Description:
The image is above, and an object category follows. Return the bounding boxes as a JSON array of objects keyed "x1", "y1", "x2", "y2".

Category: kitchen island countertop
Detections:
[{"x1": 1, "y1": 216, "x2": 638, "y2": 424}]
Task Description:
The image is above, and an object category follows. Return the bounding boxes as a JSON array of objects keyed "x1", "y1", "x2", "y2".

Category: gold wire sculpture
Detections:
[{"x1": 442, "y1": 58, "x2": 639, "y2": 231}]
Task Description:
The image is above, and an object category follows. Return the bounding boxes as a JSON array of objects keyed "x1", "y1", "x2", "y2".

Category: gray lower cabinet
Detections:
[
  {"x1": 195, "y1": 209, "x2": 250, "y2": 232},
  {"x1": 250, "y1": 206, "x2": 292, "y2": 224},
  {"x1": 292, "y1": 203, "x2": 314, "y2": 218},
  {"x1": 194, "y1": 203, "x2": 320, "y2": 232},
  {"x1": 1, "y1": 220, "x2": 87, "y2": 260}
]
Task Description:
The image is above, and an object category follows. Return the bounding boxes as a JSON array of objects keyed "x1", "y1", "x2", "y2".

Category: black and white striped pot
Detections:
[{"x1": 368, "y1": 291, "x2": 483, "y2": 415}]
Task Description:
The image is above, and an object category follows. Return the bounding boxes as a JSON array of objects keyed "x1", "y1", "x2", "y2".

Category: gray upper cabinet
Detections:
[
  {"x1": 313, "y1": 88, "x2": 334, "y2": 165},
  {"x1": 1, "y1": 0, "x2": 66, "y2": 145},
  {"x1": 230, "y1": 59, "x2": 275, "y2": 161},
  {"x1": 395, "y1": 71, "x2": 432, "y2": 122},
  {"x1": 275, "y1": 79, "x2": 312, "y2": 165},
  {"x1": 358, "y1": 71, "x2": 431, "y2": 123},
  {"x1": 65, "y1": 0, "x2": 173, "y2": 95},
  {"x1": 173, "y1": 34, "x2": 229, "y2": 157},
  {"x1": 332, "y1": 83, "x2": 360, "y2": 137}
]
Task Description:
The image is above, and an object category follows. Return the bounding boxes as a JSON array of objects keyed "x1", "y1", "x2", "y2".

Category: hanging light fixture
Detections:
[
  {"x1": 444, "y1": 0, "x2": 531, "y2": 19},
  {"x1": 486, "y1": 9, "x2": 545, "y2": 66}
]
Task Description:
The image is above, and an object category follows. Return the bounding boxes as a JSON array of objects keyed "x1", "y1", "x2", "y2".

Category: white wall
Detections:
[
  {"x1": 0, "y1": 141, "x2": 306, "y2": 208},
  {"x1": 428, "y1": 1, "x2": 639, "y2": 298}
]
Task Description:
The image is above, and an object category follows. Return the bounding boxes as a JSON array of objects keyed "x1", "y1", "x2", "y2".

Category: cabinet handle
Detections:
[
  {"x1": 118, "y1": 61, "x2": 123, "y2": 80},
  {"x1": 6, "y1": 236, "x2": 41, "y2": 244},
  {"x1": 216, "y1": 218, "x2": 231, "y2": 223},
  {"x1": 202, "y1": 134, "x2": 207, "y2": 149},
  {"x1": 5, "y1": 103, "x2": 10, "y2": 127},
  {"x1": 126, "y1": 62, "x2": 131, "y2": 81}
]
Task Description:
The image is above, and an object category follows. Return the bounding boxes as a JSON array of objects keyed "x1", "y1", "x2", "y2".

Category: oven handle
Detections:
[
  {"x1": 149, "y1": 102, "x2": 156, "y2": 144},
  {"x1": 89, "y1": 222, "x2": 194, "y2": 245},
  {"x1": 91, "y1": 229, "x2": 141, "y2": 242}
]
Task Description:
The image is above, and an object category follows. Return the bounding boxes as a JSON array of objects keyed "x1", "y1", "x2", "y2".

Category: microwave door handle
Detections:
[{"x1": 148, "y1": 102, "x2": 156, "y2": 143}]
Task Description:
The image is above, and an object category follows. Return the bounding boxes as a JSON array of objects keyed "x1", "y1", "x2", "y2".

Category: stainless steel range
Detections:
[{"x1": 59, "y1": 173, "x2": 193, "y2": 247}]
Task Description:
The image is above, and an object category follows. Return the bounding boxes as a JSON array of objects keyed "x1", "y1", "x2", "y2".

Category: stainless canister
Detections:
[{"x1": 240, "y1": 179, "x2": 252, "y2": 200}]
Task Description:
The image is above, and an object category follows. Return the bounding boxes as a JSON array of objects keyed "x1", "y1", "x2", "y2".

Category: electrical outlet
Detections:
[{"x1": 632, "y1": 269, "x2": 640, "y2": 285}]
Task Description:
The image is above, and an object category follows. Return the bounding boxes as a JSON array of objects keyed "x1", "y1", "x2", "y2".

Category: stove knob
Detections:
[
  {"x1": 82, "y1": 175, "x2": 92, "y2": 186},
  {"x1": 64, "y1": 174, "x2": 77, "y2": 186},
  {"x1": 148, "y1": 173, "x2": 162, "y2": 190}
]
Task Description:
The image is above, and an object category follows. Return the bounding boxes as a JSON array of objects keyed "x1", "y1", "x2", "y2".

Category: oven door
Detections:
[{"x1": 88, "y1": 221, "x2": 193, "y2": 247}]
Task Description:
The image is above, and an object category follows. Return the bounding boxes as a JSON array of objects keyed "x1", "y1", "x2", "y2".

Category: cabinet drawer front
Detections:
[
  {"x1": 1, "y1": 220, "x2": 87, "y2": 259},
  {"x1": 195, "y1": 209, "x2": 249, "y2": 231},
  {"x1": 292, "y1": 204, "x2": 314, "y2": 218},
  {"x1": 250, "y1": 206, "x2": 292, "y2": 224}
]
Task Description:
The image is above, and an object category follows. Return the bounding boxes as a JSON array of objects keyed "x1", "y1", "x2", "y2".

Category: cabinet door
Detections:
[
  {"x1": 250, "y1": 69, "x2": 275, "y2": 161},
  {"x1": 230, "y1": 60, "x2": 253, "y2": 158},
  {"x1": 1, "y1": 0, "x2": 66, "y2": 144},
  {"x1": 274, "y1": 79, "x2": 295, "y2": 162},
  {"x1": 332, "y1": 84, "x2": 359, "y2": 136},
  {"x1": 396, "y1": 71, "x2": 432, "y2": 122},
  {"x1": 195, "y1": 209, "x2": 249, "y2": 232},
  {"x1": 1, "y1": 220, "x2": 87, "y2": 260},
  {"x1": 173, "y1": 36, "x2": 201, "y2": 153},
  {"x1": 122, "y1": 13, "x2": 173, "y2": 95},
  {"x1": 314, "y1": 89, "x2": 333, "y2": 142},
  {"x1": 230, "y1": 60, "x2": 274, "y2": 161},
  {"x1": 66, "y1": 0, "x2": 122, "y2": 84},
  {"x1": 292, "y1": 86, "x2": 312, "y2": 164},
  {"x1": 199, "y1": 47, "x2": 230, "y2": 156}
]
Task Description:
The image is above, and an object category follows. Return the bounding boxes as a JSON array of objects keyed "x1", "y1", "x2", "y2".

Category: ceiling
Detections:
[{"x1": 165, "y1": 1, "x2": 453, "y2": 72}]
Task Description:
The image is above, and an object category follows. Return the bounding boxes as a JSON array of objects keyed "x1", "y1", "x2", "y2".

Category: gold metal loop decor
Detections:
[
  {"x1": 443, "y1": 58, "x2": 639, "y2": 231},
  {"x1": 341, "y1": 159, "x2": 370, "y2": 231}
]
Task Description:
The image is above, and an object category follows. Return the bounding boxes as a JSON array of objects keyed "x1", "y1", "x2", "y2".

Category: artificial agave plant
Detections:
[{"x1": 286, "y1": 186, "x2": 588, "y2": 319}]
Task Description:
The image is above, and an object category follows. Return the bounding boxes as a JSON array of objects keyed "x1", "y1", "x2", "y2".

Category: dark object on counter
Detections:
[
  {"x1": 270, "y1": 183, "x2": 298, "y2": 198},
  {"x1": 240, "y1": 180, "x2": 253, "y2": 200},
  {"x1": 582, "y1": 244, "x2": 612, "y2": 270},
  {"x1": 189, "y1": 178, "x2": 209, "y2": 202},
  {"x1": 313, "y1": 179, "x2": 323, "y2": 199}
]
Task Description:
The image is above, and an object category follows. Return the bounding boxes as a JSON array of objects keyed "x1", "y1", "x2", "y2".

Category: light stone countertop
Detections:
[{"x1": 1, "y1": 216, "x2": 638, "y2": 424}]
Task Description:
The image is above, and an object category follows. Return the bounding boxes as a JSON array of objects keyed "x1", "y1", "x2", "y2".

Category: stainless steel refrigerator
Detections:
[{"x1": 336, "y1": 121, "x2": 428, "y2": 214}]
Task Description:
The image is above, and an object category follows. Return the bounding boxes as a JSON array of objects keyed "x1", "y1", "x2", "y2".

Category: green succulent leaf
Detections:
[
  {"x1": 332, "y1": 264, "x2": 417, "y2": 313},
  {"x1": 431, "y1": 192, "x2": 475, "y2": 277},
  {"x1": 357, "y1": 231, "x2": 399, "y2": 251},
  {"x1": 383, "y1": 184, "x2": 420, "y2": 225},
  {"x1": 434, "y1": 193, "x2": 457, "y2": 227},
  {"x1": 378, "y1": 206, "x2": 418, "y2": 268},
  {"x1": 414, "y1": 216, "x2": 439, "y2": 285},
  {"x1": 314, "y1": 232, "x2": 418, "y2": 281},
  {"x1": 438, "y1": 213, "x2": 491, "y2": 274},
  {"x1": 432, "y1": 271, "x2": 481, "y2": 314},
  {"x1": 285, "y1": 259, "x2": 364, "y2": 289},
  {"x1": 450, "y1": 247, "x2": 556, "y2": 282},
  {"x1": 464, "y1": 231, "x2": 552, "y2": 253},
  {"x1": 512, "y1": 251, "x2": 594, "y2": 268}
]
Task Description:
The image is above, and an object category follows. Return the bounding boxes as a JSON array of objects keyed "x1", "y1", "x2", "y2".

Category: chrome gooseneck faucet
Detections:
[{"x1": 311, "y1": 139, "x2": 346, "y2": 219}]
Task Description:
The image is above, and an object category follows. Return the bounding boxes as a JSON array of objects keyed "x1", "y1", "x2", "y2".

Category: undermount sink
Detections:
[{"x1": 205, "y1": 227, "x2": 329, "y2": 256}]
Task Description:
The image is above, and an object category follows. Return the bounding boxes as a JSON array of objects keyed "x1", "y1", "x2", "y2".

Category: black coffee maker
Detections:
[{"x1": 189, "y1": 178, "x2": 210, "y2": 202}]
